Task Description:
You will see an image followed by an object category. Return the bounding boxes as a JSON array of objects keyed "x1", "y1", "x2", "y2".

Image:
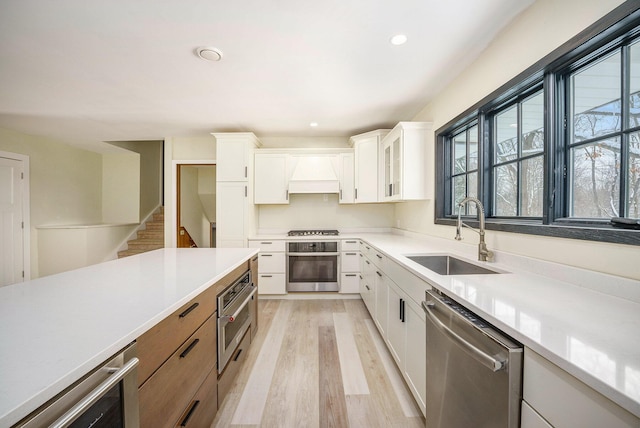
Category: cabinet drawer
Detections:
[
  {"x1": 341, "y1": 239, "x2": 359, "y2": 251},
  {"x1": 521, "y1": 400, "x2": 553, "y2": 428},
  {"x1": 218, "y1": 328, "x2": 251, "y2": 407},
  {"x1": 341, "y1": 251, "x2": 360, "y2": 272},
  {"x1": 137, "y1": 284, "x2": 217, "y2": 386},
  {"x1": 139, "y1": 315, "x2": 217, "y2": 428},
  {"x1": 174, "y1": 367, "x2": 218, "y2": 428},
  {"x1": 523, "y1": 348, "x2": 639, "y2": 428},
  {"x1": 249, "y1": 240, "x2": 286, "y2": 252},
  {"x1": 257, "y1": 273, "x2": 286, "y2": 294},
  {"x1": 257, "y1": 252, "x2": 286, "y2": 273},
  {"x1": 340, "y1": 272, "x2": 359, "y2": 294}
]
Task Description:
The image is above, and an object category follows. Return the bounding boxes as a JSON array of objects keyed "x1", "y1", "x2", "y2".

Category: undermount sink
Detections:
[{"x1": 406, "y1": 255, "x2": 502, "y2": 275}]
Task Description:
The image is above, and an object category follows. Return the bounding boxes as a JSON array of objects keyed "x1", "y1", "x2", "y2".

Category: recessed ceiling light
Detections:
[
  {"x1": 310, "y1": 122, "x2": 319, "y2": 127},
  {"x1": 390, "y1": 34, "x2": 408, "y2": 46},
  {"x1": 196, "y1": 47, "x2": 223, "y2": 61}
]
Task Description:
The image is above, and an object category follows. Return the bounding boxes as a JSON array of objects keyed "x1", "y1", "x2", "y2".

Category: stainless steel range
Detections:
[{"x1": 287, "y1": 230, "x2": 340, "y2": 292}]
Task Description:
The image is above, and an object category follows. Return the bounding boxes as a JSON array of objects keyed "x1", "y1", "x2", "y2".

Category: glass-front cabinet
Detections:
[{"x1": 381, "y1": 122, "x2": 432, "y2": 201}]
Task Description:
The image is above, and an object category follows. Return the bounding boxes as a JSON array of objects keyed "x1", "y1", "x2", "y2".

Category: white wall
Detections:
[
  {"x1": 102, "y1": 152, "x2": 140, "y2": 223},
  {"x1": 399, "y1": 0, "x2": 639, "y2": 280}
]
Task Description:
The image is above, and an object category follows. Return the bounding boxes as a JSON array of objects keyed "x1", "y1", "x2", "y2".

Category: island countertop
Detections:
[{"x1": 0, "y1": 248, "x2": 257, "y2": 428}]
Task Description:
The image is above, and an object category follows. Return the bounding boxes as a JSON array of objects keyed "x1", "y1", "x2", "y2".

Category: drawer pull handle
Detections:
[
  {"x1": 260, "y1": 241, "x2": 272, "y2": 244},
  {"x1": 359, "y1": 275, "x2": 363, "y2": 279},
  {"x1": 179, "y1": 302, "x2": 199, "y2": 318},
  {"x1": 376, "y1": 254, "x2": 383, "y2": 259},
  {"x1": 346, "y1": 252, "x2": 357, "y2": 256},
  {"x1": 365, "y1": 285, "x2": 370, "y2": 290},
  {"x1": 345, "y1": 240, "x2": 357, "y2": 243},
  {"x1": 376, "y1": 271, "x2": 382, "y2": 277},
  {"x1": 180, "y1": 339, "x2": 200, "y2": 359},
  {"x1": 261, "y1": 254, "x2": 273, "y2": 257},
  {"x1": 345, "y1": 274, "x2": 357, "y2": 277},
  {"x1": 180, "y1": 400, "x2": 200, "y2": 427},
  {"x1": 234, "y1": 348, "x2": 243, "y2": 361},
  {"x1": 365, "y1": 260, "x2": 370, "y2": 265},
  {"x1": 251, "y1": 256, "x2": 258, "y2": 262},
  {"x1": 261, "y1": 275, "x2": 273, "y2": 278}
]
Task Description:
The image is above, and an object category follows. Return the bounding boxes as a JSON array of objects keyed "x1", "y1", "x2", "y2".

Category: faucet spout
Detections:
[{"x1": 455, "y1": 197, "x2": 493, "y2": 262}]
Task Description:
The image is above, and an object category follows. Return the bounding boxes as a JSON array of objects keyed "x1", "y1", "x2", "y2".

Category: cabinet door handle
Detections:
[
  {"x1": 179, "y1": 401, "x2": 200, "y2": 427},
  {"x1": 180, "y1": 339, "x2": 200, "y2": 359},
  {"x1": 178, "y1": 302, "x2": 199, "y2": 318},
  {"x1": 355, "y1": 188, "x2": 358, "y2": 199},
  {"x1": 245, "y1": 166, "x2": 248, "y2": 178},
  {"x1": 340, "y1": 189, "x2": 343, "y2": 200},
  {"x1": 401, "y1": 299, "x2": 405, "y2": 323},
  {"x1": 365, "y1": 260, "x2": 370, "y2": 265},
  {"x1": 234, "y1": 348, "x2": 243, "y2": 361},
  {"x1": 345, "y1": 274, "x2": 357, "y2": 277},
  {"x1": 286, "y1": 190, "x2": 289, "y2": 200}
]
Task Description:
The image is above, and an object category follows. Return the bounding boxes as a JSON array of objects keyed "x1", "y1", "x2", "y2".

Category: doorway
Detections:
[
  {"x1": 0, "y1": 152, "x2": 29, "y2": 286},
  {"x1": 176, "y1": 164, "x2": 216, "y2": 248}
]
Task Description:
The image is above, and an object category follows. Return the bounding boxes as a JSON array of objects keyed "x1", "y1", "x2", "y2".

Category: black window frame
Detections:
[{"x1": 435, "y1": 1, "x2": 640, "y2": 246}]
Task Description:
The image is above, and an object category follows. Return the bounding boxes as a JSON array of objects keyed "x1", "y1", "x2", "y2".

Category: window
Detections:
[
  {"x1": 492, "y1": 90, "x2": 544, "y2": 217},
  {"x1": 435, "y1": 3, "x2": 640, "y2": 246}
]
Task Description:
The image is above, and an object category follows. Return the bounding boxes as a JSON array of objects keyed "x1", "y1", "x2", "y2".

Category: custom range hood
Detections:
[{"x1": 288, "y1": 155, "x2": 340, "y2": 194}]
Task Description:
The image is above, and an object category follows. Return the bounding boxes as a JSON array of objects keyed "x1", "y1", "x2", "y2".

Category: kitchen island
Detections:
[{"x1": 0, "y1": 248, "x2": 257, "y2": 427}]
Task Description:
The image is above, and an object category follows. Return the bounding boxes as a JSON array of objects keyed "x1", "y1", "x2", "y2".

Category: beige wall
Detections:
[
  {"x1": 102, "y1": 152, "x2": 140, "y2": 223},
  {"x1": 400, "y1": 0, "x2": 639, "y2": 280},
  {"x1": 0, "y1": 127, "x2": 103, "y2": 277}
]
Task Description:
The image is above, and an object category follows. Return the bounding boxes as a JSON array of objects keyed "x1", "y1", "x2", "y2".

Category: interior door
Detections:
[{"x1": 0, "y1": 156, "x2": 24, "y2": 286}]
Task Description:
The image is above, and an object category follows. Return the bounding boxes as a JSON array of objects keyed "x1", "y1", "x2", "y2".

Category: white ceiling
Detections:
[{"x1": 0, "y1": 0, "x2": 533, "y2": 151}]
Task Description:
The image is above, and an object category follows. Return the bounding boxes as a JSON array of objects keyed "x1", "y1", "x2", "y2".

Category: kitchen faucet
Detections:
[{"x1": 455, "y1": 197, "x2": 494, "y2": 262}]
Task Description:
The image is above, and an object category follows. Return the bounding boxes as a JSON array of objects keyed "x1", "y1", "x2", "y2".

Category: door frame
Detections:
[
  {"x1": 0, "y1": 150, "x2": 31, "y2": 281},
  {"x1": 172, "y1": 160, "x2": 215, "y2": 248}
]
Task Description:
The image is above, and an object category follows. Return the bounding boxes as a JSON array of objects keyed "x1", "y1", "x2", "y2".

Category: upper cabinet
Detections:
[
  {"x1": 381, "y1": 122, "x2": 432, "y2": 202},
  {"x1": 338, "y1": 153, "x2": 355, "y2": 204},
  {"x1": 350, "y1": 130, "x2": 389, "y2": 203},
  {"x1": 254, "y1": 153, "x2": 290, "y2": 204},
  {"x1": 214, "y1": 133, "x2": 261, "y2": 182}
]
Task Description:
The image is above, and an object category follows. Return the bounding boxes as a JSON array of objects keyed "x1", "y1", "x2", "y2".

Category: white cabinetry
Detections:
[
  {"x1": 214, "y1": 133, "x2": 261, "y2": 247},
  {"x1": 522, "y1": 348, "x2": 639, "y2": 428},
  {"x1": 381, "y1": 122, "x2": 432, "y2": 202},
  {"x1": 248, "y1": 240, "x2": 286, "y2": 295},
  {"x1": 340, "y1": 239, "x2": 359, "y2": 293},
  {"x1": 358, "y1": 241, "x2": 427, "y2": 416},
  {"x1": 350, "y1": 130, "x2": 389, "y2": 203},
  {"x1": 254, "y1": 154, "x2": 289, "y2": 204},
  {"x1": 338, "y1": 153, "x2": 355, "y2": 204}
]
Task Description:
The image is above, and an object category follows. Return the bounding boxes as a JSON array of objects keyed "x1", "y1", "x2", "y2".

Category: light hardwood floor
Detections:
[{"x1": 212, "y1": 299, "x2": 425, "y2": 428}]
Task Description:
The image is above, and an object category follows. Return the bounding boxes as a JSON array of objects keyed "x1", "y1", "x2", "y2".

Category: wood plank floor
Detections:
[{"x1": 211, "y1": 299, "x2": 425, "y2": 428}]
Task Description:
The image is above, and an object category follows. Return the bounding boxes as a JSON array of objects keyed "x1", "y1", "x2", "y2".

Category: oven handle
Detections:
[
  {"x1": 220, "y1": 286, "x2": 256, "y2": 323},
  {"x1": 287, "y1": 252, "x2": 340, "y2": 257},
  {"x1": 50, "y1": 357, "x2": 139, "y2": 428}
]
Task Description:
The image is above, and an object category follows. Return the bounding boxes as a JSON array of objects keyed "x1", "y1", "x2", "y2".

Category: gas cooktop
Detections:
[{"x1": 287, "y1": 229, "x2": 340, "y2": 236}]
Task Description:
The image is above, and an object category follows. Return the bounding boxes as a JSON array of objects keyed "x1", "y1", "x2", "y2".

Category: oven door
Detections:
[
  {"x1": 287, "y1": 252, "x2": 339, "y2": 292},
  {"x1": 218, "y1": 285, "x2": 255, "y2": 373},
  {"x1": 19, "y1": 343, "x2": 139, "y2": 428}
]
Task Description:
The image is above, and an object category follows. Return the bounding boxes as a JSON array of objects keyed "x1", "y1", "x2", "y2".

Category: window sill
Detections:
[{"x1": 435, "y1": 217, "x2": 640, "y2": 246}]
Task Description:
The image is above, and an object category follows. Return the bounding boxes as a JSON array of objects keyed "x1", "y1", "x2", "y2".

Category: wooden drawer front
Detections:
[
  {"x1": 174, "y1": 367, "x2": 218, "y2": 428},
  {"x1": 341, "y1": 251, "x2": 360, "y2": 272},
  {"x1": 342, "y1": 239, "x2": 359, "y2": 251},
  {"x1": 139, "y1": 316, "x2": 217, "y2": 428},
  {"x1": 523, "y1": 348, "x2": 639, "y2": 428},
  {"x1": 137, "y1": 284, "x2": 217, "y2": 385},
  {"x1": 249, "y1": 240, "x2": 285, "y2": 252},
  {"x1": 257, "y1": 273, "x2": 286, "y2": 294},
  {"x1": 257, "y1": 252, "x2": 285, "y2": 273},
  {"x1": 218, "y1": 328, "x2": 251, "y2": 407}
]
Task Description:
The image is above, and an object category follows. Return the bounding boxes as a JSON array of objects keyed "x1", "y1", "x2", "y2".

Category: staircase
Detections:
[{"x1": 118, "y1": 207, "x2": 165, "y2": 258}]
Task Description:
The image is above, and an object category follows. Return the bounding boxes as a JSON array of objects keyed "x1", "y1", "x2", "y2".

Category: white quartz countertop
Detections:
[
  {"x1": 250, "y1": 231, "x2": 640, "y2": 418},
  {"x1": 0, "y1": 248, "x2": 257, "y2": 428}
]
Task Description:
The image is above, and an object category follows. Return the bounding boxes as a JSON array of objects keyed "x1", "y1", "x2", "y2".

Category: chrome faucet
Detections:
[{"x1": 455, "y1": 197, "x2": 494, "y2": 262}]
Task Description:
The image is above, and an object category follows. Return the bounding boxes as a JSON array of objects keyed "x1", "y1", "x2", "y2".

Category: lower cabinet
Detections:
[
  {"x1": 174, "y1": 366, "x2": 219, "y2": 428},
  {"x1": 217, "y1": 329, "x2": 251, "y2": 407},
  {"x1": 360, "y1": 253, "x2": 376, "y2": 314},
  {"x1": 522, "y1": 348, "x2": 639, "y2": 428}
]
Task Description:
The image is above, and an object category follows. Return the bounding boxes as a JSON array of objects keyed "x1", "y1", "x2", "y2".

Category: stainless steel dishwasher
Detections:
[{"x1": 422, "y1": 289, "x2": 523, "y2": 428}]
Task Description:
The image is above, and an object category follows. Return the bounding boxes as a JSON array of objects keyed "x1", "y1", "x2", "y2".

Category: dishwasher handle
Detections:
[{"x1": 422, "y1": 300, "x2": 505, "y2": 372}]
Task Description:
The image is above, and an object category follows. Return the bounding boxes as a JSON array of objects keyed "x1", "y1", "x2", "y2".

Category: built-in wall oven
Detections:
[
  {"x1": 287, "y1": 241, "x2": 339, "y2": 292},
  {"x1": 217, "y1": 270, "x2": 255, "y2": 373},
  {"x1": 18, "y1": 343, "x2": 139, "y2": 428}
]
